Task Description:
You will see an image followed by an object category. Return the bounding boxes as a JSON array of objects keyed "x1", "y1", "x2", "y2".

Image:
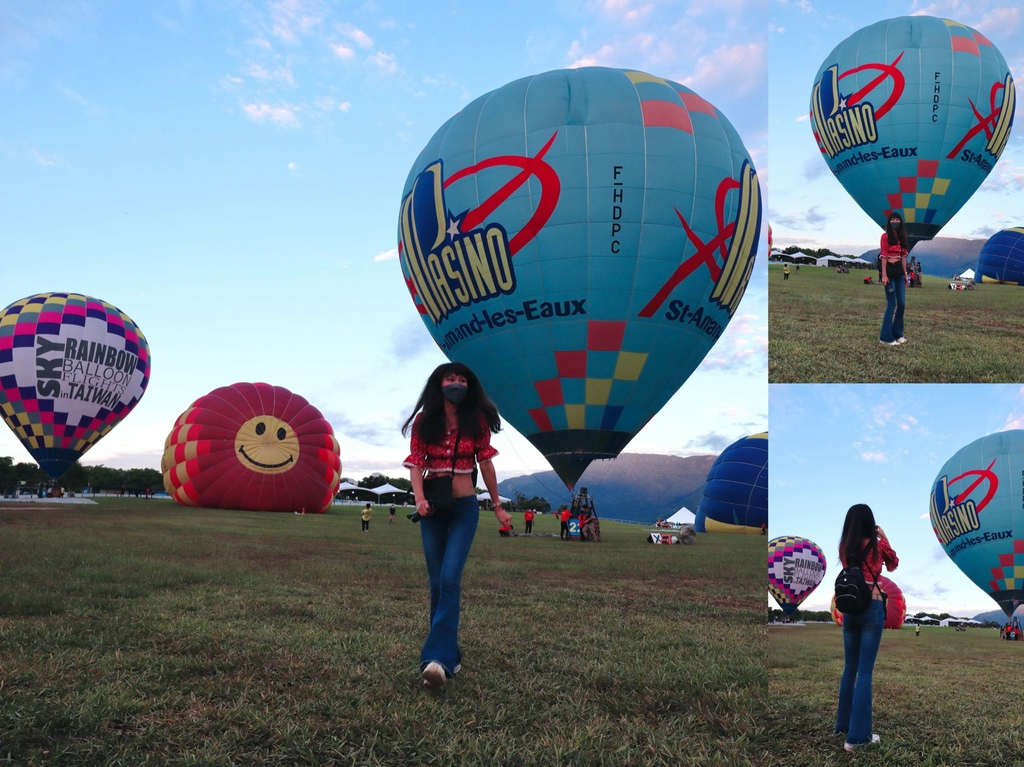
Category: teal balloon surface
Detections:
[
  {"x1": 930, "y1": 430, "x2": 1024, "y2": 617},
  {"x1": 398, "y1": 67, "x2": 761, "y2": 487},
  {"x1": 810, "y1": 16, "x2": 1015, "y2": 248}
]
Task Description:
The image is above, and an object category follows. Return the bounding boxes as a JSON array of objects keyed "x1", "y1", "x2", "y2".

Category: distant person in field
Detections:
[
  {"x1": 835, "y1": 503, "x2": 899, "y2": 753},
  {"x1": 783, "y1": 263, "x2": 790, "y2": 280},
  {"x1": 559, "y1": 507, "x2": 571, "y2": 540},
  {"x1": 523, "y1": 508, "x2": 534, "y2": 534},
  {"x1": 361, "y1": 503, "x2": 372, "y2": 532},
  {"x1": 389, "y1": 503, "x2": 396, "y2": 524},
  {"x1": 878, "y1": 212, "x2": 909, "y2": 346}
]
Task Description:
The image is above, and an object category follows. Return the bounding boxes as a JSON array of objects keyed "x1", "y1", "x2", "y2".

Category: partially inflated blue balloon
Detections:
[
  {"x1": 810, "y1": 16, "x2": 1015, "y2": 248},
  {"x1": 398, "y1": 67, "x2": 761, "y2": 488},
  {"x1": 977, "y1": 227, "x2": 1024, "y2": 284},
  {"x1": 695, "y1": 433, "x2": 768, "y2": 534}
]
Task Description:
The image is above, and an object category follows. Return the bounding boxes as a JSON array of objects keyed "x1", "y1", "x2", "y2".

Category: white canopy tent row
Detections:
[{"x1": 335, "y1": 481, "x2": 413, "y2": 503}]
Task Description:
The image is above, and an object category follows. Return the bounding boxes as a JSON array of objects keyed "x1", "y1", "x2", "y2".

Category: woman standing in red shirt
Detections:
[
  {"x1": 879, "y1": 212, "x2": 910, "y2": 346},
  {"x1": 402, "y1": 361, "x2": 511, "y2": 689},
  {"x1": 834, "y1": 503, "x2": 899, "y2": 752}
]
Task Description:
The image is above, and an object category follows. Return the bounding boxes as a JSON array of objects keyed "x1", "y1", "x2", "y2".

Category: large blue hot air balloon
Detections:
[
  {"x1": 930, "y1": 430, "x2": 1024, "y2": 617},
  {"x1": 810, "y1": 16, "x2": 1015, "y2": 249},
  {"x1": 977, "y1": 227, "x2": 1024, "y2": 284},
  {"x1": 398, "y1": 67, "x2": 761, "y2": 488},
  {"x1": 695, "y1": 432, "x2": 768, "y2": 534}
]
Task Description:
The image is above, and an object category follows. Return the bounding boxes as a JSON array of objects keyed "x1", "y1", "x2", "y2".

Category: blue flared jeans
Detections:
[
  {"x1": 419, "y1": 495, "x2": 480, "y2": 677},
  {"x1": 835, "y1": 600, "x2": 885, "y2": 744},
  {"x1": 880, "y1": 277, "x2": 906, "y2": 342}
]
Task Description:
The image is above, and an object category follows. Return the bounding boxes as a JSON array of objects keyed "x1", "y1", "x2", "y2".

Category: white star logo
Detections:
[
  {"x1": 446, "y1": 217, "x2": 460, "y2": 238},
  {"x1": 839, "y1": 96, "x2": 848, "y2": 110}
]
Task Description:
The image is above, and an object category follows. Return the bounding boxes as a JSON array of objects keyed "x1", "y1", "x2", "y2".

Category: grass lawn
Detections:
[
  {"x1": 769, "y1": 623, "x2": 1024, "y2": 766},
  {"x1": 0, "y1": 500, "x2": 767, "y2": 766},
  {"x1": 768, "y1": 265, "x2": 1024, "y2": 382}
]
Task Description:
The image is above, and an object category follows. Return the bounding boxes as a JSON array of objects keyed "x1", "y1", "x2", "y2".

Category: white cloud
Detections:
[
  {"x1": 330, "y1": 43, "x2": 355, "y2": 60},
  {"x1": 269, "y1": 0, "x2": 323, "y2": 43},
  {"x1": 861, "y1": 451, "x2": 887, "y2": 462},
  {"x1": 338, "y1": 101, "x2": 352, "y2": 112},
  {"x1": 32, "y1": 151, "x2": 57, "y2": 167},
  {"x1": 339, "y1": 22, "x2": 373, "y2": 49},
  {"x1": 683, "y1": 42, "x2": 766, "y2": 97},
  {"x1": 374, "y1": 248, "x2": 399, "y2": 262},
  {"x1": 242, "y1": 101, "x2": 300, "y2": 126},
  {"x1": 287, "y1": 162, "x2": 297, "y2": 171},
  {"x1": 369, "y1": 50, "x2": 398, "y2": 74}
]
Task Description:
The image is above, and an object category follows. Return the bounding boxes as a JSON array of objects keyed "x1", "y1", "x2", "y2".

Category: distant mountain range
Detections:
[
  {"x1": 497, "y1": 452, "x2": 717, "y2": 524},
  {"x1": 859, "y1": 236, "x2": 985, "y2": 278},
  {"x1": 971, "y1": 607, "x2": 1024, "y2": 625}
]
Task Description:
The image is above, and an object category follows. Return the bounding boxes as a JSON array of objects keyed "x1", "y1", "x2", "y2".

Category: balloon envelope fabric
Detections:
[
  {"x1": 977, "y1": 227, "x2": 1024, "y2": 284},
  {"x1": 0, "y1": 292, "x2": 151, "y2": 478},
  {"x1": 831, "y1": 575, "x2": 907, "y2": 629},
  {"x1": 930, "y1": 430, "x2": 1024, "y2": 617},
  {"x1": 695, "y1": 432, "x2": 768, "y2": 534},
  {"x1": 398, "y1": 67, "x2": 761, "y2": 488},
  {"x1": 163, "y1": 382, "x2": 342, "y2": 513},
  {"x1": 768, "y1": 536, "x2": 827, "y2": 615},
  {"x1": 810, "y1": 16, "x2": 1015, "y2": 248}
]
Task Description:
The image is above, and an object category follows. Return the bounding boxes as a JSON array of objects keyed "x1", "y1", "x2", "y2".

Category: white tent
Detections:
[
  {"x1": 958, "y1": 268, "x2": 976, "y2": 280},
  {"x1": 477, "y1": 492, "x2": 511, "y2": 503},
  {"x1": 666, "y1": 507, "x2": 696, "y2": 525}
]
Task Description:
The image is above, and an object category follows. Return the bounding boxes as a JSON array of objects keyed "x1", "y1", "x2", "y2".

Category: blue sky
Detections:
[
  {"x1": 770, "y1": 383, "x2": 1024, "y2": 619},
  {"x1": 0, "y1": 0, "x2": 768, "y2": 504},
  {"x1": 769, "y1": 0, "x2": 1024, "y2": 255}
]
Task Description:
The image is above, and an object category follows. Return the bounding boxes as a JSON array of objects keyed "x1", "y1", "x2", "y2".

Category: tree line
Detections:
[
  {"x1": 0, "y1": 455, "x2": 163, "y2": 498},
  {"x1": 1, "y1": 459, "x2": 553, "y2": 511}
]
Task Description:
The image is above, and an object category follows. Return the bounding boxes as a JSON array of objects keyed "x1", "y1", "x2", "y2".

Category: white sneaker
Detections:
[
  {"x1": 844, "y1": 733, "x2": 880, "y2": 752},
  {"x1": 422, "y1": 661, "x2": 446, "y2": 689},
  {"x1": 896, "y1": 337, "x2": 907, "y2": 344},
  {"x1": 879, "y1": 340, "x2": 899, "y2": 346}
]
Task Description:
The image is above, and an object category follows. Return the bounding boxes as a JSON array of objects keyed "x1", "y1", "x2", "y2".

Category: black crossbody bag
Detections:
[{"x1": 409, "y1": 427, "x2": 460, "y2": 522}]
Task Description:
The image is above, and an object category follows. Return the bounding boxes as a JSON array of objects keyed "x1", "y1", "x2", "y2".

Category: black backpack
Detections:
[{"x1": 834, "y1": 563, "x2": 878, "y2": 614}]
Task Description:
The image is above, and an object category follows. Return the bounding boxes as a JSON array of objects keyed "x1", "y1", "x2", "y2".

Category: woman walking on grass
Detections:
[
  {"x1": 879, "y1": 212, "x2": 909, "y2": 346},
  {"x1": 835, "y1": 503, "x2": 899, "y2": 752},
  {"x1": 402, "y1": 361, "x2": 511, "y2": 689}
]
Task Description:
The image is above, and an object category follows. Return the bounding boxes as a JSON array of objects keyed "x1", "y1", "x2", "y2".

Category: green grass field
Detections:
[
  {"x1": 768, "y1": 265, "x2": 1024, "y2": 382},
  {"x1": 769, "y1": 623, "x2": 1024, "y2": 766},
  {"x1": 0, "y1": 500, "x2": 766, "y2": 766}
]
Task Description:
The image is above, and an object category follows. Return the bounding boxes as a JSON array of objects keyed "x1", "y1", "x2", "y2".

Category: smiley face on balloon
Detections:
[
  {"x1": 163, "y1": 382, "x2": 341, "y2": 513},
  {"x1": 234, "y1": 415, "x2": 299, "y2": 473}
]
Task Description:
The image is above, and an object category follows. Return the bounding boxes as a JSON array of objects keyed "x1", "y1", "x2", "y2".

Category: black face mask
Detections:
[{"x1": 442, "y1": 384, "x2": 468, "y2": 404}]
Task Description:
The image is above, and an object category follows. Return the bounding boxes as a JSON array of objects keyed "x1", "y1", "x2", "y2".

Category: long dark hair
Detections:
[
  {"x1": 839, "y1": 503, "x2": 879, "y2": 568},
  {"x1": 885, "y1": 212, "x2": 909, "y2": 251},
  {"x1": 401, "y1": 361, "x2": 501, "y2": 444}
]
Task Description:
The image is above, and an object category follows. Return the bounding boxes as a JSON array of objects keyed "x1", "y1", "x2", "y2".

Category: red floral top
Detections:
[
  {"x1": 403, "y1": 414, "x2": 498, "y2": 474},
  {"x1": 840, "y1": 536, "x2": 899, "y2": 583}
]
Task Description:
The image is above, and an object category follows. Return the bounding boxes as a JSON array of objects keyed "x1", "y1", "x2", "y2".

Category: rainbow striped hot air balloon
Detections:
[
  {"x1": 0, "y1": 292, "x2": 151, "y2": 478},
  {"x1": 695, "y1": 432, "x2": 768, "y2": 534},
  {"x1": 811, "y1": 16, "x2": 1015, "y2": 249},
  {"x1": 398, "y1": 67, "x2": 761, "y2": 489},
  {"x1": 768, "y1": 536, "x2": 827, "y2": 616}
]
